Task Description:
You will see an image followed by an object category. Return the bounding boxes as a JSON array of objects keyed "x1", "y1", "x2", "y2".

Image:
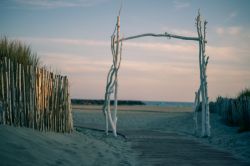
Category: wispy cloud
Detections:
[
  {"x1": 173, "y1": 0, "x2": 190, "y2": 10},
  {"x1": 17, "y1": 37, "x2": 109, "y2": 47},
  {"x1": 229, "y1": 11, "x2": 238, "y2": 19},
  {"x1": 215, "y1": 26, "x2": 242, "y2": 36},
  {"x1": 39, "y1": 51, "x2": 199, "y2": 100},
  {"x1": 227, "y1": 26, "x2": 242, "y2": 35},
  {"x1": 44, "y1": 52, "x2": 109, "y2": 99},
  {"x1": 17, "y1": 36, "x2": 198, "y2": 53},
  {"x1": 225, "y1": 11, "x2": 238, "y2": 22},
  {"x1": 124, "y1": 41, "x2": 197, "y2": 54},
  {"x1": 161, "y1": 27, "x2": 197, "y2": 37},
  {"x1": 40, "y1": 52, "x2": 194, "y2": 78},
  {"x1": 18, "y1": 36, "x2": 249, "y2": 64},
  {"x1": 24, "y1": 35, "x2": 249, "y2": 100},
  {"x1": 18, "y1": 36, "x2": 249, "y2": 62},
  {"x1": 10, "y1": 0, "x2": 108, "y2": 9}
]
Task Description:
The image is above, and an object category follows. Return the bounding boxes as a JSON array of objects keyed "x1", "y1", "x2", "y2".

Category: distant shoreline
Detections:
[
  {"x1": 71, "y1": 99, "x2": 193, "y2": 107},
  {"x1": 71, "y1": 99, "x2": 145, "y2": 106}
]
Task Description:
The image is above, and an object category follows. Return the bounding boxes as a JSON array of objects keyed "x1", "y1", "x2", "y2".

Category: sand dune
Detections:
[{"x1": 0, "y1": 125, "x2": 135, "y2": 166}]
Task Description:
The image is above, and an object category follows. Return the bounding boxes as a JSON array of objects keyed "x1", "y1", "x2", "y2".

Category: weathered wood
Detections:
[
  {"x1": 10, "y1": 61, "x2": 16, "y2": 126},
  {"x1": 104, "y1": 11, "x2": 210, "y2": 137},
  {"x1": 119, "y1": 32, "x2": 200, "y2": 43},
  {"x1": 23, "y1": 64, "x2": 27, "y2": 127},
  {"x1": 113, "y1": 15, "x2": 120, "y2": 135},
  {"x1": 27, "y1": 66, "x2": 31, "y2": 128},
  {"x1": 14, "y1": 62, "x2": 18, "y2": 126},
  {"x1": 18, "y1": 64, "x2": 22, "y2": 126},
  {"x1": 193, "y1": 89, "x2": 200, "y2": 136},
  {"x1": 4, "y1": 58, "x2": 8, "y2": 124},
  {"x1": 1, "y1": 57, "x2": 73, "y2": 133},
  {"x1": 103, "y1": 15, "x2": 122, "y2": 137},
  {"x1": 0, "y1": 59, "x2": 6, "y2": 124},
  {"x1": 7, "y1": 58, "x2": 12, "y2": 125},
  {"x1": 31, "y1": 65, "x2": 35, "y2": 129},
  {"x1": 196, "y1": 11, "x2": 210, "y2": 137}
]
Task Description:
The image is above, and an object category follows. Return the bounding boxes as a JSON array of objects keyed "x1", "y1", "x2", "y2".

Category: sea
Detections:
[{"x1": 143, "y1": 101, "x2": 194, "y2": 107}]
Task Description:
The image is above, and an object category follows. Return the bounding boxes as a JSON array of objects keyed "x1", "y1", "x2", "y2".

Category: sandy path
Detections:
[
  {"x1": 73, "y1": 105, "x2": 250, "y2": 164},
  {"x1": 122, "y1": 130, "x2": 249, "y2": 166}
]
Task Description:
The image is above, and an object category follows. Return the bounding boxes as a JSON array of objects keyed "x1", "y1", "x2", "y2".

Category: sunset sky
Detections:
[{"x1": 1, "y1": 0, "x2": 250, "y2": 102}]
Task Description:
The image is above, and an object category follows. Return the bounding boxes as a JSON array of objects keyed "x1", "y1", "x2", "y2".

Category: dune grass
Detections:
[
  {"x1": 0, "y1": 36, "x2": 40, "y2": 66},
  {"x1": 210, "y1": 89, "x2": 250, "y2": 132},
  {"x1": 237, "y1": 88, "x2": 250, "y2": 99},
  {"x1": 0, "y1": 36, "x2": 41, "y2": 102}
]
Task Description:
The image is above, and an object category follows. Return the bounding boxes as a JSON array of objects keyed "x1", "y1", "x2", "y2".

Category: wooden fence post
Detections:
[{"x1": 1, "y1": 57, "x2": 72, "y2": 133}]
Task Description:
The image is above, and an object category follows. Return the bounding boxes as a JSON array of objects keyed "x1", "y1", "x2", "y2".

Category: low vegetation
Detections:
[
  {"x1": 0, "y1": 37, "x2": 41, "y2": 102},
  {"x1": 210, "y1": 88, "x2": 250, "y2": 132},
  {"x1": 237, "y1": 88, "x2": 250, "y2": 98},
  {"x1": 0, "y1": 36, "x2": 40, "y2": 66}
]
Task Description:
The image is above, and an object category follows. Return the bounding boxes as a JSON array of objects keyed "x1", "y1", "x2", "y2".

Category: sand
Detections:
[
  {"x1": 1, "y1": 105, "x2": 250, "y2": 165},
  {"x1": 73, "y1": 105, "x2": 250, "y2": 162},
  {"x1": 0, "y1": 125, "x2": 135, "y2": 166}
]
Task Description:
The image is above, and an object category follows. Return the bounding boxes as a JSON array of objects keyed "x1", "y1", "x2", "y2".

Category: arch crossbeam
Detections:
[{"x1": 119, "y1": 32, "x2": 200, "y2": 42}]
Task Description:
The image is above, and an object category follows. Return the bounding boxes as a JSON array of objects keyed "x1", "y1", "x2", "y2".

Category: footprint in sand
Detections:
[
  {"x1": 63, "y1": 148, "x2": 77, "y2": 155},
  {"x1": 97, "y1": 152, "x2": 104, "y2": 157},
  {"x1": 112, "y1": 152, "x2": 121, "y2": 158},
  {"x1": 7, "y1": 142, "x2": 26, "y2": 150}
]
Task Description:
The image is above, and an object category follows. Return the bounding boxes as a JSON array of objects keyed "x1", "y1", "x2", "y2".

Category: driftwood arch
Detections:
[{"x1": 103, "y1": 11, "x2": 210, "y2": 137}]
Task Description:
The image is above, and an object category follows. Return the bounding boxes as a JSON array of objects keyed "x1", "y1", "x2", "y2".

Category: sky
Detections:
[{"x1": 1, "y1": 0, "x2": 250, "y2": 102}]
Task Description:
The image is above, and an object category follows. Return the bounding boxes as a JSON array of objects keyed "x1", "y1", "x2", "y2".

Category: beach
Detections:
[
  {"x1": 1, "y1": 104, "x2": 250, "y2": 165},
  {"x1": 73, "y1": 104, "x2": 250, "y2": 163},
  {"x1": 0, "y1": 122, "x2": 135, "y2": 166}
]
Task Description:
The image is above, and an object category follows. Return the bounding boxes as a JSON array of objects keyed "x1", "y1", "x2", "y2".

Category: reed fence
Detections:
[
  {"x1": 210, "y1": 97, "x2": 250, "y2": 132},
  {"x1": 0, "y1": 57, "x2": 73, "y2": 132}
]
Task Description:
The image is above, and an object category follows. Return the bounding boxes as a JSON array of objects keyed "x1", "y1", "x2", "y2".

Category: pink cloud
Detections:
[
  {"x1": 15, "y1": 37, "x2": 249, "y2": 101},
  {"x1": 17, "y1": 37, "x2": 109, "y2": 47},
  {"x1": 215, "y1": 26, "x2": 242, "y2": 36}
]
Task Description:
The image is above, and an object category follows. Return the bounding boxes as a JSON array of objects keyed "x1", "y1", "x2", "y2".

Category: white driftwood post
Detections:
[
  {"x1": 193, "y1": 89, "x2": 200, "y2": 136},
  {"x1": 103, "y1": 11, "x2": 210, "y2": 137},
  {"x1": 103, "y1": 15, "x2": 122, "y2": 137},
  {"x1": 196, "y1": 11, "x2": 210, "y2": 137}
]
